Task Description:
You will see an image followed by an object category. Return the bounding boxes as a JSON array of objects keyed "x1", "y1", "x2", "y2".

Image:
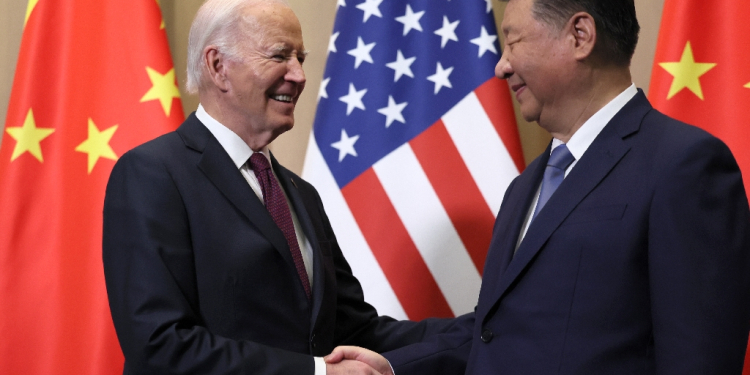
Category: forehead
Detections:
[
  {"x1": 501, "y1": 0, "x2": 535, "y2": 33},
  {"x1": 244, "y1": 3, "x2": 304, "y2": 48}
]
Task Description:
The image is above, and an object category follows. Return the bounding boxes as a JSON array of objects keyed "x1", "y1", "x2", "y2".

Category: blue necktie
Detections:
[{"x1": 532, "y1": 144, "x2": 575, "y2": 220}]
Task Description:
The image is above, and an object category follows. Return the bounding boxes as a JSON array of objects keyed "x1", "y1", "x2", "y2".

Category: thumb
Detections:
[{"x1": 324, "y1": 347, "x2": 345, "y2": 363}]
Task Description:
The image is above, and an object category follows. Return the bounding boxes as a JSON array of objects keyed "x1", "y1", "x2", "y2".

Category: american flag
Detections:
[{"x1": 302, "y1": 0, "x2": 524, "y2": 320}]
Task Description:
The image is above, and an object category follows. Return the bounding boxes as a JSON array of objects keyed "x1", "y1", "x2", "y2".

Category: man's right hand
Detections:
[
  {"x1": 326, "y1": 359, "x2": 385, "y2": 375},
  {"x1": 325, "y1": 346, "x2": 393, "y2": 375}
]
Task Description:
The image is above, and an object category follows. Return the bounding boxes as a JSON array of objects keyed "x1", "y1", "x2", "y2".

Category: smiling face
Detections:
[
  {"x1": 496, "y1": 0, "x2": 574, "y2": 128},
  {"x1": 222, "y1": 2, "x2": 306, "y2": 145}
]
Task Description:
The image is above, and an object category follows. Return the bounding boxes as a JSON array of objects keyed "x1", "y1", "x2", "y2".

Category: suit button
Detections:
[
  {"x1": 310, "y1": 334, "x2": 316, "y2": 349},
  {"x1": 480, "y1": 329, "x2": 493, "y2": 343}
]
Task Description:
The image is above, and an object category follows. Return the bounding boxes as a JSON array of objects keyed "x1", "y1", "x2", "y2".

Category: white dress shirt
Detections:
[
  {"x1": 516, "y1": 84, "x2": 638, "y2": 247},
  {"x1": 195, "y1": 105, "x2": 326, "y2": 375}
]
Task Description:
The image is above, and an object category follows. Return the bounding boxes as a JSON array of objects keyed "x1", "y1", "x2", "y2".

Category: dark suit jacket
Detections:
[
  {"x1": 384, "y1": 91, "x2": 750, "y2": 374},
  {"x1": 103, "y1": 113, "x2": 449, "y2": 374}
]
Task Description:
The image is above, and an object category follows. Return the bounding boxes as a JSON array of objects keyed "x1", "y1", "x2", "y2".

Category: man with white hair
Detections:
[{"x1": 102, "y1": 1, "x2": 449, "y2": 374}]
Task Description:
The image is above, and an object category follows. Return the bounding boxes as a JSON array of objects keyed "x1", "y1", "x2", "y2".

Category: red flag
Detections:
[
  {"x1": 0, "y1": 0, "x2": 183, "y2": 373},
  {"x1": 648, "y1": 1, "x2": 750, "y2": 373}
]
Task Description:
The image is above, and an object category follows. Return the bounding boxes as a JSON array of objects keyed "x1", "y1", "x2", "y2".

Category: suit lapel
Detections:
[
  {"x1": 485, "y1": 154, "x2": 547, "y2": 286},
  {"x1": 480, "y1": 92, "x2": 650, "y2": 323},
  {"x1": 475, "y1": 151, "x2": 547, "y2": 321},
  {"x1": 177, "y1": 115, "x2": 294, "y2": 267}
]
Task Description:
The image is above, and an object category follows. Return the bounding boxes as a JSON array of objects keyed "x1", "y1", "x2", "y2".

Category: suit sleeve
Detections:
[
  {"x1": 648, "y1": 135, "x2": 750, "y2": 374},
  {"x1": 103, "y1": 150, "x2": 314, "y2": 375},
  {"x1": 381, "y1": 313, "x2": 474, "y2": 375}
]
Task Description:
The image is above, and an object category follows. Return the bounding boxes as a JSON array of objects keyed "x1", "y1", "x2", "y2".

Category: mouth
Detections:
[
  {"x1": 510, "y1": 83, "x2": 526, "y2": 100},
  {"x1": 270, "y1": 94, "x2": 294, "y2": 103}
]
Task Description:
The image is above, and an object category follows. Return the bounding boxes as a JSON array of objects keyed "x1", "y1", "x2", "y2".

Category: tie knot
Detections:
[
  {"x1": 249, "y1": 152, "x2": 271, "y2": 173},
  {"x1": 548, "y1": 144, "x2": 575, "y2": 171}
]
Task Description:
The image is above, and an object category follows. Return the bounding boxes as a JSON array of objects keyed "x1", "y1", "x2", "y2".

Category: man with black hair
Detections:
[{"x1": 326, "y1": 0, "x2": 750, "y2": 373}]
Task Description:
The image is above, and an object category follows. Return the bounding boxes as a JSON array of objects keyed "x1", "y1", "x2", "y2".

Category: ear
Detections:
[
  {"x1": 203, "y1": 45, "x2": 230, "y2": 92},
  {"x1": 567, "y1": 12, "x2": 596, "y2": 61}
]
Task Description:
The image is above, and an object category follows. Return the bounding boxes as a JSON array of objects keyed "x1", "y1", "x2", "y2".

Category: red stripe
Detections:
[
  {"x1": 410, "y1": 120, "x2": 495, "y2": 275},
  {"x1": 342, "y1": 169, "x2": 454, "y2": 320},
  {"x1": 475, "y1": 77, "x2": 526, "y2": 173}
]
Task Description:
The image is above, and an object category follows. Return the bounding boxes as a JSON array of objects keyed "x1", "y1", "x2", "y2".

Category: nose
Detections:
[
  {"x1": 286, "y1": 58, "x2": 306, "y2": 85},
  {"x1": 495, "y1": 52, "x2": 513, "y2": 80}
]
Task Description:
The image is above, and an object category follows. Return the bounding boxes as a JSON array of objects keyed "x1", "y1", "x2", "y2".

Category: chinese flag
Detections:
[
  {"x1": 648, "y1": 0, "x2": 750, "y2": 373},
  {"x1": 0, "y1": 0, "x2": 183, "y2": 374}
]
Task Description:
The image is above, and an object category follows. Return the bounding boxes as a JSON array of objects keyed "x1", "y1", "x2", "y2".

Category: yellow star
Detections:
[
  {"x1": 75, "y1": 118, "x2": 119, "y2": 174},
  {"x1": 25, "y1": 0, "x2": 40, "y2": 28},
  {"x1": 155, "y1": 0, "x2": 165, "y2": 29},
  {"x1": 5, "y1": 108, "x2": 55, "y2": 163},
  {"x1": 140, "y1": 67, "x2": 180, "y2": 116},
  {"x1": 659, "y1": 41, "x2": 717, "y2": 100},
  {"x1": 744, "y1": 82, "x2": 750, "y2": 89}
]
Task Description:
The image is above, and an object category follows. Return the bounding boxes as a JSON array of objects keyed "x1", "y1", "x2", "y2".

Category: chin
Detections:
[{"x1": 272, "y1": 120, "x2": 295, "y2": 136}]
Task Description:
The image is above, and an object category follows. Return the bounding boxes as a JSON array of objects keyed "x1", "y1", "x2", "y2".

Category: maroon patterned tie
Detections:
[{"x1": 249, "y1": 153, "x2": 311, "y2": 300}]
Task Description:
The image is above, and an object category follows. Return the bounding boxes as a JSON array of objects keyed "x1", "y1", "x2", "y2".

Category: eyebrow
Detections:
[{"x1": 269, "y1": 45, "x2": 309, "y2": 57}]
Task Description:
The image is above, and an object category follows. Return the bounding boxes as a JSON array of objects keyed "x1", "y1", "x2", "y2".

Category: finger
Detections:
[
  {"x1": 325, "y1": 345, "x2": 361, "y2": 363},
  {"x1": 323, "y1": 349, "x2": 343, "y2": 363}
]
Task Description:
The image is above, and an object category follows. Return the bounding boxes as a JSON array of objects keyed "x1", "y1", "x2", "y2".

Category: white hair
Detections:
[{"x1": 185, "y1": 0, "x2": 290, "y2": 93}]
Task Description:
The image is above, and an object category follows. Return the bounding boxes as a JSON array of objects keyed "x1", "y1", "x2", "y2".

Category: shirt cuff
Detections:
[{"x1": 314, "y1": 356, "x2": 326, "y2": 375}]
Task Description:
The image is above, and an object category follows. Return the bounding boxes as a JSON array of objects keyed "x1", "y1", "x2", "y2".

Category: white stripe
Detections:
[
  {"x1": 443, "y1": 92, "x2": 519, "y2": 214},
  {"x1": 373, "y1": 144, "x2": 481, "y2": 316},
  {"x1": 301, "y1": 136, "x2": 408, "y2": 320}
]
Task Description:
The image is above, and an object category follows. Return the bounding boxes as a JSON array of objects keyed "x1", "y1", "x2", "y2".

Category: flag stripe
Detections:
[
  {"x1": 342, "y1": 168, "x2": 454, "y2": 320},
  {"x1": 409, "y1": 119, "x2": 495, "y2": 275},
  {"x1": 475, "y1": 78, "x2": 526, "y2": 173},
  {"x1": 374, "y1": 144, "x2": 482, "y2": 315},
  {"x1": 301, "y1": 137, "x2": 408, "y2": 319},
  {"x1": 443, "y1": 91, "x2": 520, "y2": 214}
]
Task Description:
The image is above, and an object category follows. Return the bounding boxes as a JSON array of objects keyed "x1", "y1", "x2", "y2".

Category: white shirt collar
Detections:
[
  {"x1": 552, "y1": 84, "x2": 638, "y2": 158},
  {"x1": 195, "y1": 104, "x2": 271, "y2": 168}
]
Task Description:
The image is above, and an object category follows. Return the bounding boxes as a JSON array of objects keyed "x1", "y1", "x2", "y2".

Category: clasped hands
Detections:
[{"x1": 324, "y1": 346, "x2": 393, "y2": 375}]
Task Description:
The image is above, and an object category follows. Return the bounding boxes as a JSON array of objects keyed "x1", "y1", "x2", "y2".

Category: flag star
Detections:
[
  {"x1": 339, "y1": 83, "x2": 368, "y2": 115},
  {"x1": 484, "y1": 0, "x2": 493, "y2": 13},
  {"x1": 319, "y1": 77, "x2": 331, "y2": 100},
  {"x1": 331, "y1": 129, "x2": 360, "y2": 162},
  {"x1": 395, "y1": 4, "x2": 425, "y2": 36},
  {"x1": 328, "y1": 31, "x2": 340, "y2": 54},
  {"x1": 24, "y1": 0, "x2": 39, "y2": 27},
  {"x1": 427, "y1": 62, "x2": 454, "y2": 94},
  {"x1": 470, "y1": 26, "x2": 498, "y2": 57},
  {"x1": 155, "y1": 0, "x2": 165, "y2": 29},
  {"x1": 385, "y1": 50, "x2": 416, "y2": 82},
  {"x1": 745, "y1": 82, "x2": 750, "y2": 89},
  {"x1": 356, "y1": 0, "x2": 383, "y2": 23},
  {"x1": 658, "y1": 41, "x2": 716, "y2": 100},
  {"x1": 377, "y1": 96, "x2": 408, "y2": 128},
  {"x1": 75, "y1": 118, "x2": 119, "y2": 174},
  {"x1": 337, "y1": 0, "x2": 346, "y2": 7},
  {"x1": 5, "y1": 108, "x2": 55, "y2": 163},
  {"x1": 347, "y1": 37, "x2": 376, "y2": 69},
  {"x1": 140, "y1": 67, "x2": 181, "y2": 116},
  {"x1": 434, "y1": 16, "x2": 460, "y2": 48}
]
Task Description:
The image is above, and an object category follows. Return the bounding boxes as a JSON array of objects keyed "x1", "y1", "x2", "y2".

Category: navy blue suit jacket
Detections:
[
  {"x1": 384, "y1": 91, "x2": 750, "y2": 374},
  {"x1": 102, "y1": 113, "x2": 449, "y2": 374}
]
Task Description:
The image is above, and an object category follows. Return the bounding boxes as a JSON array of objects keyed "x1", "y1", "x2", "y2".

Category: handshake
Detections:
[{"x1": 325, "y1": 346, "x2": 393, "y2": 375}]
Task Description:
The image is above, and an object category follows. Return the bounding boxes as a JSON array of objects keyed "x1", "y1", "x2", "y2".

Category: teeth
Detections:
[{"x1": 272, "y1": 95, "x2": 292, "y2": 103}]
